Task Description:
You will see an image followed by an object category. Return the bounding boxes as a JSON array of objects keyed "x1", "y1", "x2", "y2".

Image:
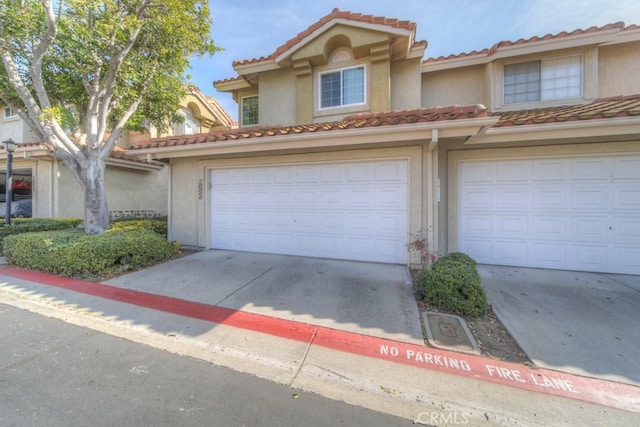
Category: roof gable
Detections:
[{"x1": 232, "y1": 8, "x2": 426, "y2": 74}]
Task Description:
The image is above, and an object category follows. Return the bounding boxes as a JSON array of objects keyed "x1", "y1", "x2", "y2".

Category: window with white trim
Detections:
[
  {"x1": 4, "y1": 107, "x2": 17, "y2": 119},
  {"x1": 241, "y1": 96, "x2": 258, "y2": 126},
  {"x1": 319, "y1": 65, "x2": 365, "y2": 109},
  {"x1": 504, "y1": 55, "x2": 582, "y2": 104}
]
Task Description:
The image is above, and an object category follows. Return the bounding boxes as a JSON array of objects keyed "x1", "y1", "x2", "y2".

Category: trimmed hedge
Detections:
[
  {"x1": 109, "y1": 219, "x2": 168, "y2": 236},
  {"x1": 416, "y1": 252, "x2": 487, "y2": 318},
  {"x1": 3, "y1": 227, "x2": 179, "y2": 279},
  {"x1": 0, "y1": 218, "x2": 82, "y2": 253}
]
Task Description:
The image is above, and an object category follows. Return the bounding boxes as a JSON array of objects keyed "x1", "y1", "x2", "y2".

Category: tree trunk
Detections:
[{"x1": 82, "y1": 158, "x2": 109, "y2": 234}]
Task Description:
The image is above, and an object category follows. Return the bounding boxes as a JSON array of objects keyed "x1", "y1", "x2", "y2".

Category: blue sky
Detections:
[{"x1": 190, "y1": 0, "x2": 640, "y2": 120}]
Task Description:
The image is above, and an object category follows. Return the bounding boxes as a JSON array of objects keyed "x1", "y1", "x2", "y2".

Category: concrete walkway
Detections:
[{"x1": 479, "y1": 265, "x2": 640, "y2": 386}]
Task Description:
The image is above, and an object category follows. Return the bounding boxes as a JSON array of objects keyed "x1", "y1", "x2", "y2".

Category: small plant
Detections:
[
  {"x1": 406, "y1": 228, "x2": 436, "y2": 268},
  {"x1": 416, "y1": 252, "x2": 487, "y2": 318}
]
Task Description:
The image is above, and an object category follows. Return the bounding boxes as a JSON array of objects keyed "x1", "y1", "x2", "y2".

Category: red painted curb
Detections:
[{"x1": 1, "y1": 267, "x2": 638, "y2": 413}]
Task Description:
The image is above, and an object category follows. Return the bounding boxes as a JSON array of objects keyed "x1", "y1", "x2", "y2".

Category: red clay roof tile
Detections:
[
  {"x1": 232, "y1": 8, "x2": 421, "y2": 67},
  {"x1": 493, "y1": 94, "x2": 640, "y2": 127},
  {"x1": 129, "y1": 105, "x2": 489, "y2": 150},
  {"x1": 424, "y1": 22, "x2": 631, "y2": 64}
]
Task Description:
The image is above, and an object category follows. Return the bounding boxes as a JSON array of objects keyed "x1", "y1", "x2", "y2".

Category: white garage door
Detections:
[
  {"x1": 459, "y1": 155, "x2": 640, "y2": 274},
  {"x1": 210, "y1": 160, "x2": 408, "y2": 263}
]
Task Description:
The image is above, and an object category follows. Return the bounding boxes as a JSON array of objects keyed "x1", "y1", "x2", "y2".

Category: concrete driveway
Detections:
[
  {"x1": 103, "y1": 250, "x2": 424, "y2": 345},
  {"x1": 478, "y1": 265, "x2": 640, "y2": 386}
]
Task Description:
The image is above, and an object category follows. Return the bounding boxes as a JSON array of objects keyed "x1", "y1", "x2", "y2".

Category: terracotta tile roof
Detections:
[
  {"x1": 130, "y1": 105, "x2": 489, "y2": 150},
  {"x1": 233, "y1": 8, "x2": 422, "y2": 67},
  {"x1": 494, "y1": 94, "x2": 640, "y2": 127},
  {"x1": 424, "y1": 22, "x2": 632, "y2": 64},
  {"x1": 108, "y1": 150, "x2": 164, "y2": 166}
]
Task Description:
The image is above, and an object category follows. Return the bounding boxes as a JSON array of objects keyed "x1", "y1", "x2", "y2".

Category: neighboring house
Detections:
[
  {"x1": 129, "y1": 9, "x2": 640, "y2": 275},
  {"x1": 0, "y1": 87, "x2": 234, "y2": 219}
]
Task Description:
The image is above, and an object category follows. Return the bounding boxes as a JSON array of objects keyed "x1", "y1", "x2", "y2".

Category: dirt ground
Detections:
[{"x1": 411, "y1": 270, "x2": 531, "y2": 365}]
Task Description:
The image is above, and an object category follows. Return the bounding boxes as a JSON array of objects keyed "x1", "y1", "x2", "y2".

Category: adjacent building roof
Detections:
[
  {"x1": 130, "y1": 105, "x2": 489, "y2": 150},
  {"x1": 423, "y1": 22, "x2": 639, "y2": 66},
  {"x1": 494, "y1": 95, "x2": 640, "y2": 127}
]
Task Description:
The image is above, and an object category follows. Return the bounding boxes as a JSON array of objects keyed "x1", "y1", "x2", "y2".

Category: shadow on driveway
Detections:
[
  {"x1": 102, "y1": 250, "x2": 424, "y2": 345},
  {"x1": 478, "y1": 265, "x2": 640, "y2": 386}
]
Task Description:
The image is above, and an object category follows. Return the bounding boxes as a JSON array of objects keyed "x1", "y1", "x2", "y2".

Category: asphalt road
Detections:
[{"x1": 0, "y1": 303, "x2": 410, "y2": 427}]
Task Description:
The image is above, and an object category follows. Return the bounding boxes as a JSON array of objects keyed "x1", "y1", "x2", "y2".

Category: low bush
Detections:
[
  {"x1": 109, "y1": 219, "x2": 168, "y2": 236},
  {"x1": 416, "y1": 253, "x2": 487, "y2": 318},
  {"x1": 0, "y1": 218, "x2": 82, "y2": 253},
  {"x1": 3, "y1": 228, "x2": 179, "y2": 279}
]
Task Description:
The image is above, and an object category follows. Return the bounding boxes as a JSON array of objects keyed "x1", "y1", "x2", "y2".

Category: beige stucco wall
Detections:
[
  {"x1": 598, "y1": 41, "x2": 640, "y2": 97},
  {"x1": 391, "y1": 58, "x2": 422, "y2": 111},
  {"x1": 258, "y1": 68, "x2": 297, "y2": 126},
  {"x1": 421, "y1": 65, "x2": 486, "y2": 108},
  {"x1": 168, "y1": 146, "x2": 428, "y2": 262},
  {"x1": 442, "y1": 140, "x2": 640, "y2": 254},
  {"x1": 56, "y1": 163, "x2": 168, "y2": 219}
]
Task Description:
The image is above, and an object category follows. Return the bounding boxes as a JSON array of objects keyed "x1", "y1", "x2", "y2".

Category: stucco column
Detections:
[
  {"x1": 370, "y1": 41, "x2": 391, "y2": 113},
  {"x1": 294, "y1": 59, "x2": 313, "y2": 124}
]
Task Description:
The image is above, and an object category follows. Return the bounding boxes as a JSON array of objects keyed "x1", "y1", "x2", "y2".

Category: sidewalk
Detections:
[{"x1": 0, "y1": 266, "x2": 638, "y2": 426}]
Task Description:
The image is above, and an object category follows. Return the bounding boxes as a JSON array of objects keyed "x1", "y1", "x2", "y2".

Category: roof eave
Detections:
[
  {"x1": 130, "y1": 117, "x2": 499, "y2": 160},
  {"x1": 466, "y1": 116, "x2": 640, "y2": 145}
]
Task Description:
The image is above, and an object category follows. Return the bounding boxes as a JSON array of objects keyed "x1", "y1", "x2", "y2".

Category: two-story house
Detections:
[
  {"x1": 0, "y1": 87, "x2": 234, "y2": 219},
  {"x1": 130, "y1": 9, "x2": 640, "y2": 275}
]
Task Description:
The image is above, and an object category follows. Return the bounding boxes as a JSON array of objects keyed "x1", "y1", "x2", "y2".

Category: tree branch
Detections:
[{"x1": 28, "y1": 0, "x2": 57, "y2": 109}]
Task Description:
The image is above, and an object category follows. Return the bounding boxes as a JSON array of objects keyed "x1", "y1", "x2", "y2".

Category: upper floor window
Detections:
[
  {"x1": 172, "y1": 108, "x2": 200, "y2": 136},
  {"x1": 241, "y1": 96, "x2": 258, "y2": 126},
  {"x1": 319, "y1": 65, "x2": 365, "y2": 109},
  {"x1": 4, "y1": 107, "x2": 18, "y2": 119},
  {"x1": 504, "y1": 55, "x2": 582, "y2": 104}
]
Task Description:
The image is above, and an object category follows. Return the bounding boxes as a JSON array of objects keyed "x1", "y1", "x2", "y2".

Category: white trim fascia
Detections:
[
  {"x1": 234, "y1": 59, "x2": 279, "y2": 75},
  {"x1": 422, "y1": 54, "x2": 489, "y2": 73},
  {"x1": 106, "y1": 157, "x2": 164, "y2": 171},
  {"x1": 466, "y1": 116, "x2": 640, "y2": 144},
  {"x1": 275, "y1": 19, "x2": 413, "y2": 64},
  {"x1": 601, "y1": 27, "x2": 640, "y2": 46},
  {"x1": 130, "y1": 117, "x2": 499, "y2": 159},
  {"x1": 214, "y1": 78, "x2": 252, "y2": 92}
]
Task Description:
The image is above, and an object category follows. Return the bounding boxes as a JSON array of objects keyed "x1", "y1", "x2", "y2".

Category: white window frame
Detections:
[
  {"x1": 4, "y1": 107, "x2": 18, "y2": 119},
  {"x1": 503, "y1": 54, "x2": 582, "y2": 105},
  {"x1": 240, "y1": 95, "x2": 259, "y2": 127},
  {"x1": 318, "y1": 64, "x2": 366, "y2": 111}
]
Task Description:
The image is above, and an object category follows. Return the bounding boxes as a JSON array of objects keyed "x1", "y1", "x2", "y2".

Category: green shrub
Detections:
[
  {"x1": 416, "y1": 253, "x2": 487, "y2": 318},
  {"x1": 109, "y1": 219, "x2": 167, "y2": 236},
  {"x1": 438, "y1": 252, "x2": 477, "y2": 267},
  {"x1": 4, "y1": 228, "x2": 179, "y2": 279},
  {"x1": 0, "y1": 218, "x2": 82, "y2": 253}
]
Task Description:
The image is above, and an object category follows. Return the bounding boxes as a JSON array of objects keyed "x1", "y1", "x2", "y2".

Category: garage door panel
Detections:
[
  {"x1": 494, "y1": 240, "x2": 528, "y2": 263},
  {"x1": 570, "y1": 244, "x2": 609, "y2": 270},
  {"x1": 571, "y1": 186, "x2": 610, "y2": 210},
  {"x1": 210, "y1": 160, "x2": 407, "y2": 263},
  {"x1": 375, "y1": 162, "x2": 406, "y2": 181},
  {"x1": 571, "y1": 217, "x2": 609, "y2": 242},
  {"x1": 532, "y1": 160, "x2": 568, "y2": 181},
  {"x1": 493, "y1": 215, "x2": 528, "y2": 238},
  {"x1": 532, "y1": 188, "x2": 567, "y2": 209},
  {"x1": 461, "y1": 214, "x2": 492, "y2": 236},
  {"x1": 496, "y1": 162, "x2": 531, "y2": 182},
  {"x1": 613, "y1": 158, "x2": 640, "y2": 179},
  {"x1": 460, "y1": 188, "x2": 492, "y2": 209},
  {"x1": 614, "y1": 186, "x2": 640, "y2": 209},
  {"x1": 533, "y1": 216, "x2": 566, "y2": 238},
  {"x1": 495, "y1": 188, "x2": 529, "y2": 209},
  {"x1": 530, "y1": 242, "x2": 566, "y2": 266},
  {"x1": 613, "y1": 217, "x2": 640, "y2": 242},
  {"x1": 571, "y1": 158, "x2": 611, "y2": 180},
  {"x1": 459, "y1": 155, "x2": 640, "y2": 274},
  {"x1": 611, "y1": 246, "x2": 640, "y2": 274}
]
